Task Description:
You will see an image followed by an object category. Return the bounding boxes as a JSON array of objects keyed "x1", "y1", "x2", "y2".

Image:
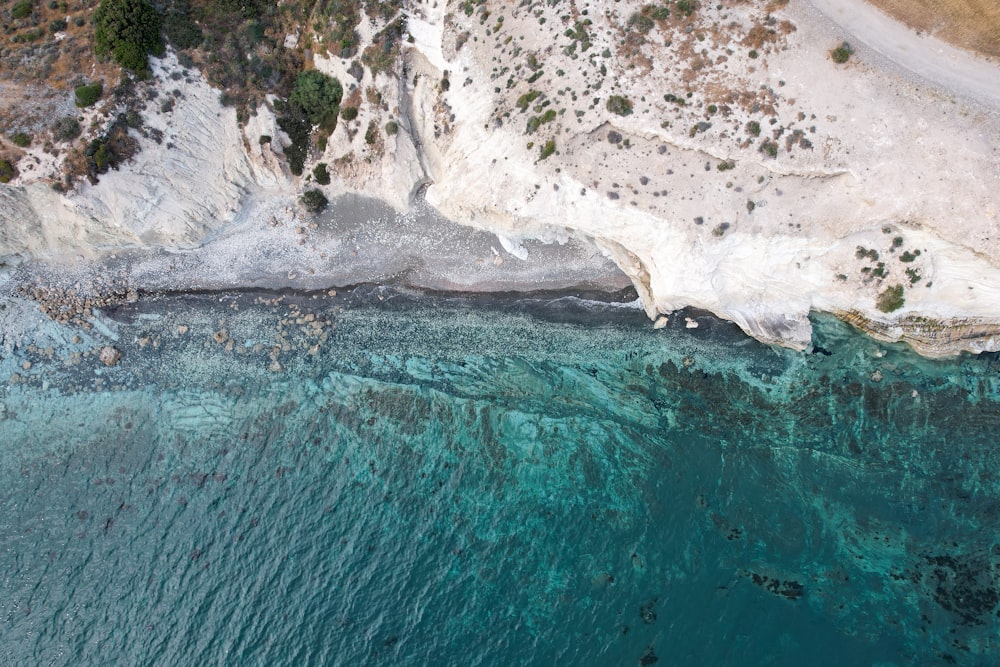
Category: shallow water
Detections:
[{"x1": 1, "y1": 288, "x2": 999, "y2": 666}]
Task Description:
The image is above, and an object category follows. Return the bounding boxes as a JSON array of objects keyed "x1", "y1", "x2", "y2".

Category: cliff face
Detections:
[{"x1": 1, "y1": 0, "x2": 1000, "y2": 356}]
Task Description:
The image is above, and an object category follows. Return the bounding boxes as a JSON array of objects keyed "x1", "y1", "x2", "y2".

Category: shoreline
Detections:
[{"x1": 0, "y1": 0, "x2": 999, "y2": 358}]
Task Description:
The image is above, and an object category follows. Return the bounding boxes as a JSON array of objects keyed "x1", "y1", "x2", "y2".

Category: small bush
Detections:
[
  {"x1": 340, "y1": 106, "x2": 358, "y2": 121},
  {"x1": 606, "y1": 95, "x2": 632, "y2": 116},
  {"x1": 313, "y1": 162, "x2": 330, "y2": 185},
  {"x1": 516, "y1": 89, "x2": 541, "y2": 112},
  {"x1": 746, "y1": 120, "x2": 761, "y2": 137},
  {"x1": 52, "y1": 115, "x2": 81, "y2": 142},
  {"x1": 364, "y1": 120, "x2": 378, "y2": 145},
  {"x1": 125, "y1": 110, "x2": 143, "y2": 129},
  {"x1": 539, "y1": 139, "x2": 556, "y2": 160},
  {"x1": 0, "y1": 159, "x2": 16, "y2": 183},
  {"x1": 831, "y1": 42, "x2": 852, "y2": 64},
  {"x1": 75, "y1": 82, "x2": 103, "y2": 108},
  {"x1": 258, "y1": 134, "x2": 271, "y2": 144},
  {"x1": 649, "y1": 6, "x2": 670, "y2": 20},
  {"x1": 385, "y1": 120, "x2": 398, "y2": 135},
  {"x1": 300, "y1": 188, "x2": 328, "y2": 213},
  {"x1": 49, "y1": 18, "x2": 67, "y2": 33},
  {"x1": 675, "y1": 0, "x2": 696, "y2": 17},
  {"x1": 627, "y1": 12, "x2": 654, "y2": 34},
  {"x1": 11, "y1": 132, "x2": 31, "y2": 147},
  {"x1": 717, "y1": 160, "x2": 735, "y2": 171},
  {"x1": 759, "y1": 140, "x2": 778, "y2": 158},
  {"x1": 900, "y1": 249, "x2": 921, "y2": 262},
  {"x1": 11, "y1": 0, "x2": 32, "y2": 20},
  {"x1": 876, "y1": 285, "x2": 905, "y2": 313}
]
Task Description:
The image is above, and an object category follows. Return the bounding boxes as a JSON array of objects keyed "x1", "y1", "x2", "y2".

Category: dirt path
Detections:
[{"x1": 807, "y1": 0, "x2": 1000, "y2": 108}]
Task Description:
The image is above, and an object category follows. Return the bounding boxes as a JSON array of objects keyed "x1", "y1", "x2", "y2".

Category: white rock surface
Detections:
[{"x1": 1, "y1": 1, "x2": 999, "y2": 356}]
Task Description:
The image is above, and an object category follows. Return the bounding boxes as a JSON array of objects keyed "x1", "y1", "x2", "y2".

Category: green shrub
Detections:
[
  {"x1": 675, "y1": 0, "x2": 696, "y2": 17},
  {"x1": 75, "y1": 82, "x2": 103, "y2": 108},
  {"x1": 759, "y1": 140, "x2": 778, "y2": 158},
  {"x1": 290, "y1": 70, "x2": 343, "y2": 125},
  {"x1": 300, "y1": 188, "x2": 328, "y2": 213},
  {"x1": 125, "y1": 110, "x2": 143, "y2": 129},
  {"x1": 258, "y1": 134, "x2": 271, "y2": 144},
  {"x1": 0, "y1": 159, "x2": 16, "y2": 183},
  {"x1": 526, "y1": 108, "x2": 557, "y2": 134},
  {"x1": 340, "y1": 105, "x2": 358, "y2": 121},
  {"x1": 52, "y1": 116, "x2": 81, "y2": 142},
  {"x1": 516, "y1": 89, "x2": 541, "y2": 112},
  {"x1": 312, "y1": 162, "x2": 330, "y2": 185},
  {"x1": 650, "y1": 6, "x2": 670, "y2": 20},
  {"x1": 163, "y1": 5, "x2": 202, "y2": 50},
  {"x1": 49, "y1": 18, "x2": 67, "y2": 32},
  {"x1": 900, "y1": 249, "x2": 921, "y2": 262},
  {"x1": 606, "y1": 95, "x2": 632, "y2": 116},
  {"x1": 746, "y1": 120, "x2": 761, "y2": 137},
  {"x1": 385, "y1": 120, "x2": 398, "y2": 135},
  {"x1": 11, "y1": 132, "x2": 31, "y2": 147},
  {"x1": 11, "y1": 1, "x2": 32, "y2": 20},
  {"x1": 876, "y1": 285, "x2": 905, "y2": 313},
  {"x1": 364, "y1": 120, "x2": 377, "y2": 145},
  {"x1": 627, "y1": 13, "x2": 654, "y2": 34},
  {"x1": 94, "y1": 0, "x2": 164, "y2": 72},
  {"x1": 277, "y1": 112, "x2": 309, "y2": 175},
  {"x1": 539, "y1": 139, "x2": 555, "y2": 160},
  {"x1": 831, "y1": 42, "x2": 852, "y2": 64}
]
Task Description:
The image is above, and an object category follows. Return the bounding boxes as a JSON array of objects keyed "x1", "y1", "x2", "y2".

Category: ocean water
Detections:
[{"x1": 1, "y1": 287, "x2": 999, "y2": 666}]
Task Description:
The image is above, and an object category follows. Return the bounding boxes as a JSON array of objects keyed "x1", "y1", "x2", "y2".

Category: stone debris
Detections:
[{"x1": 99, "y1": 346, "x2": 121, "y2": 366}]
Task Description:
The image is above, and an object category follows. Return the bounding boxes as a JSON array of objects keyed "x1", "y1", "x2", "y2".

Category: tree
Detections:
[
  {"x1": 312, "y1": 162, "x2": 330, "y2": 185},
  {"x1": 94, "y1": 0, "x2": 164, "y2": 72},
  {"x1": 300, "y1": 189, "x2": 328, "y2": 213},
  {"x1": 289, "y1": 70, "x2": 343, "y2": 125}
]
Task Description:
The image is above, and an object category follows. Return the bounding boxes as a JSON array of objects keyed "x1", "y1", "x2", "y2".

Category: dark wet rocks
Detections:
[
  {"x1": 639, "y1": 597, "x2": 658, "y2": 623},
  {"x1": 640, "y1": 645, "x2": 659, "y2": 665},
  {"x1": 19, "y1": 283, "x2": 139, "y2": 328},
  {"x1": 916, "y1": 553, "x2": 1000, "y2": 627},
  {"x1": 744, "y1": 570, "x2": 804, "y2": 601}
]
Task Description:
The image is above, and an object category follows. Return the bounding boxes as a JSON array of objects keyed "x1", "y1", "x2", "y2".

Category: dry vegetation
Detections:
[{"x1": 866, "y1": 0, "x2": 1000, "y2": 57}]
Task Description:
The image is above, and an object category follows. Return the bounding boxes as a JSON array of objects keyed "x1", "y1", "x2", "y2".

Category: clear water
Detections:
[{"x1": 1, "y1": 288, "x2": 999, "y2": 666}]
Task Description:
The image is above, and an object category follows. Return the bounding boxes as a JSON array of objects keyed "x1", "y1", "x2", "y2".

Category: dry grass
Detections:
[{"x1": 867, "y1": 0, "x2": 1000, "y2": 57}]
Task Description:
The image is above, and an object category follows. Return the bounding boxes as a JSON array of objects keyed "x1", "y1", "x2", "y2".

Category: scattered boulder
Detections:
[{"x1": 99, "y1": 346, "x2": 121, "y2": 366}]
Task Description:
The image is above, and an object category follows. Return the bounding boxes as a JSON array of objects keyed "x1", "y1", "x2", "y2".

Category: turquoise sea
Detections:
[{"x1": 1, "y1": 287, "x2": 999, "y2": 666}]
